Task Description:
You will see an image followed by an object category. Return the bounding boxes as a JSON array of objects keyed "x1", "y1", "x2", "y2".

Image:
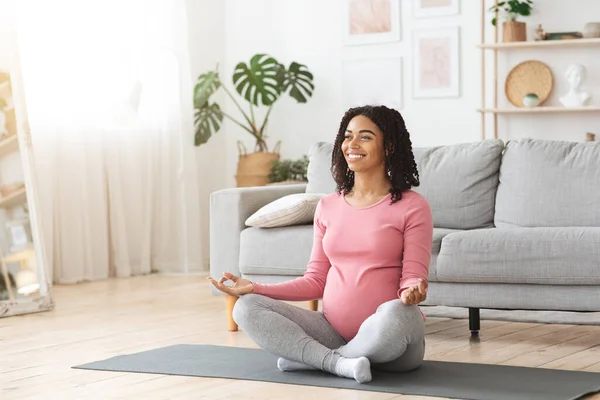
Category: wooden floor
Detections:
[{"x1": 2, "y1": 274, "x2": 600, "y2": 400}]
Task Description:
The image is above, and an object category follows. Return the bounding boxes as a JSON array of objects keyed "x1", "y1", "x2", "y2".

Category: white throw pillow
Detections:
[{"x1": 245, "y1": 193, "x2": 327, "y2": 228}]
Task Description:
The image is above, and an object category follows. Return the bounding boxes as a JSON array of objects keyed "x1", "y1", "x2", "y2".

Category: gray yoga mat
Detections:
[{"x1": 73, "y1": 344, "x2": 600, "y2": 400}]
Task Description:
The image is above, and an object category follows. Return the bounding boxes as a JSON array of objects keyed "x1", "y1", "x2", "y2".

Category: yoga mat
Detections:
[{"x1": 73, "y1": 344, "x2": 600, "y2": 400}]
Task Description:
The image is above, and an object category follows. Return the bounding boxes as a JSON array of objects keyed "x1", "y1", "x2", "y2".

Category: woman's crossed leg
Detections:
[{"x1": 232, "y1": 294, "x2": 425, "y2": 383}]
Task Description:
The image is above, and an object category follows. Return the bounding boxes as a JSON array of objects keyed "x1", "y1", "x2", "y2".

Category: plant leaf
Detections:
[
  {"x1": 194, "y1": 70, "x2": 220, "y2": 108},
  {"x1": 488, "y1": 1, "x2": 506, "y2": 11},
  {"x1": 194, "y1": 102, "x2": 223, "y2": 146},
  {"x1": 282, "y1": 62, "x2": 315, "y2": 103},
  {"x1": 274, "y1": 63, "x2": 286, "y2": 90},
  {"x1": 518, "y1": 3, "x2": 531, "y2": 16},
  {"x1": 233, "y1": 54, "x2": 282, "y2": 107}
]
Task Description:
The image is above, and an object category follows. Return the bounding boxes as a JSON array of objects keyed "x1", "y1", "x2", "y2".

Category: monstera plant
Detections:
[{"x1": 193, "y1": 53, "x2": 315, "y2": 152}]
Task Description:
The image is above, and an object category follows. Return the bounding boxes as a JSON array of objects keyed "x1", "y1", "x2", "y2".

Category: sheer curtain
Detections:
[{"x1": 14, "y1": 0, "x2": 202, "y2": 283}]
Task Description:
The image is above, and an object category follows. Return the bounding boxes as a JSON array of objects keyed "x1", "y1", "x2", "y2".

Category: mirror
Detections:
[{"x1": 0, "y1": 53, "x2": 53, "y2": 316}]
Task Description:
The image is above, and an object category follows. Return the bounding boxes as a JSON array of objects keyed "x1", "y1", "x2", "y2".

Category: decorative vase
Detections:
[
  {"x1": 503, "y1": 21, "x2": 527, "y2": 42},
  {"x1": 523, "y1": 93, "x2": 540, "y2": 108},
  {"x1": 583, "y1": 22, "x2": 600, "y2": 38}
]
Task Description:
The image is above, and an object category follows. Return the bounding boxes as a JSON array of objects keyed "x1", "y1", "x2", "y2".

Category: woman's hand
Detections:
[
  {"x1": 401, "y1": 279, "x2": 428, "y2": 305},
  {"x1": 207, "y1": 272, "x2": 254, "y2": 297}
]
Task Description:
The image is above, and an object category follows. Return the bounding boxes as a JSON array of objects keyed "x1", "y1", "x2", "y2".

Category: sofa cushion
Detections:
[
  {"x1": 495, "y1": 139, "x2": 600, "y2": 228},
  {"x1": 245, "y1": 193, "x2": 326, "y2": 228},
  {"x1": 436, "y1": 227, "x2": 600, "y2": 285},
  {"x1": 428, "y1": 228, "x2": 462, "y2": 282},
  {"x1": 306, "y1": 142, "x2": 336, "y2": 194},
  {"x1": 239, "y1": 225, "x2": 313, "y2": 276},
  {"x1": 432, "y1": 228, "x2": 461, "y2": 254},
  {"x1": 412, "y1": 139, "x2": 504, "y2": 230}
]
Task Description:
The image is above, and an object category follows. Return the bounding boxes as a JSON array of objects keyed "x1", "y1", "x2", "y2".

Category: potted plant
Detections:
[
  {"x1": 193, "y1": 54, "x2": 315, "y2": 187},
  {"x1": 267, "y1": 155, "x2": 309, "y2": 185},
  {"x1": 489, "y1": 0, "x2": 533, "y2": 42}
]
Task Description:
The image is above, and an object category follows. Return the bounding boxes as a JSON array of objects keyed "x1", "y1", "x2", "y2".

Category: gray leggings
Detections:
[{"x1": 232, "y1": 294, "x2": 425, "y2": 374}]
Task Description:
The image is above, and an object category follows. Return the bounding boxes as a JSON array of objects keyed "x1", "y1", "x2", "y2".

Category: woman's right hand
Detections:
[{"x1": 207, "y1": 272, "x2": 254, "y2": 296}]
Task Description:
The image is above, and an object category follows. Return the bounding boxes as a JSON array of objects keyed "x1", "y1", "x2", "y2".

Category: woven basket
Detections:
[
  {"x1": 505, "y1": 60, "x2": 554, "y2": 107},
  {"x1": 235, "y1": 141, "x2": 281, "y2": 187}
]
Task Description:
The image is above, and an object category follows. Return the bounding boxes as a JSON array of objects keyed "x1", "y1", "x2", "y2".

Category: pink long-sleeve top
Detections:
[{"x1": 252, "y1": 189, "x2": 433, "y2": 342}]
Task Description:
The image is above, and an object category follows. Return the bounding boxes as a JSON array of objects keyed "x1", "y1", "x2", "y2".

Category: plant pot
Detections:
[
  {"x1": 503, "y1": 21, "x2": 527, "y2": 42},
  {"x1": 235, "y1": 140, "x2": 281, "y2": 187}
]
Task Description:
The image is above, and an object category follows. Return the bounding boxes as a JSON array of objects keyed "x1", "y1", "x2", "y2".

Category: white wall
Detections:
[
  {"x1": 215, "y1": 0, "x2": 600, "y2": 184},
  {"x1": 219, "y1": 0, "x2": 482, "y2": 185}
]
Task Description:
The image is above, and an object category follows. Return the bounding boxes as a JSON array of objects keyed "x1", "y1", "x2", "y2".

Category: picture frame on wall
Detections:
[
  {"x1": 341, "y1": 56, "x2": 403, "y2": 110},
  {"x1": 413, "y1": 0, "x2": 460, "y2": 18},
  {"x1": 342, "y1": 0, "x2": 401, "y2": 46},
  {"x1": 412, "y1": 27, "x2": 460, "y2": 98}
]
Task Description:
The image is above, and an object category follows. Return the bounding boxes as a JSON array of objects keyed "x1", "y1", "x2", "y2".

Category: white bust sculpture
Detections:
[{"x1": 559, "y1": 64, "x2": 592, "y2": 107}]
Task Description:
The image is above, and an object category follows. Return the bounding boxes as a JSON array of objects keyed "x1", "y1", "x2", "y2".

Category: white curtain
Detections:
[{"x1": 14, "y1": 0, "x2": 203, "y2": 283}]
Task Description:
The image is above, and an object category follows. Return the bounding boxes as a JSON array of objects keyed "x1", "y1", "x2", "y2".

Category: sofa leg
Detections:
[
  {"x1": 308, "y1": 299, "x2": 318, "y2": 311},
  {"x1": 226, "y1": 295, "x2": 238, "y2": 332},
  {"x1": 469, "y1": 307, "x2": 480, "y2": 337}
]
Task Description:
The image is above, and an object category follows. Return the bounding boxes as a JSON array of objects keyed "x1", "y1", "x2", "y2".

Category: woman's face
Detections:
[{"x1": 341, "y1": 115, "x2": 386, "y2": 174}]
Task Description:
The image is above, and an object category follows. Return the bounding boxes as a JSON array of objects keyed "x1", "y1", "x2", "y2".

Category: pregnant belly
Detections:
[{"x1": 321, "y1": 281, "x2": 399, "y2": 341}]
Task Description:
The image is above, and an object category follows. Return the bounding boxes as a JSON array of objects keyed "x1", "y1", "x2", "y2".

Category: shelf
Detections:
[
  {"x1": 477, "y1": 106, "x2": 600, "y2": 114},
  {"x1": 0, "y1": 134, "x2": 19, "y2": 157},
  {"x1": 0, "y1": 187, "x2": 26, "y2": 209},
  {"x1": 0, "y1": 81, "x2": 10, "y2": 98},
  {"x1": 477, "y1": 37, "x2": 600, "y2": 50}
]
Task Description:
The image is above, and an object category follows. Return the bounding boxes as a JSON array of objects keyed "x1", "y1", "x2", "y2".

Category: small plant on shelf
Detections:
[
  {"x1": 489, "y1": 0, "x2": 533, "y2": 26},
  {"x1": 489, "y1": 0, "x2": 533, "y2": 42}
]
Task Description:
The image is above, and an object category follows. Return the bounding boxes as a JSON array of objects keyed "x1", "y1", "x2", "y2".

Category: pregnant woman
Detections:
[{"x1": 208, "y1": 105, "x2": 433, "y2": 384}]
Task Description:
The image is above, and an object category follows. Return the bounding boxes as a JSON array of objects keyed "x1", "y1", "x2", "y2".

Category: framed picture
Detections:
[
  {"x1": 413, "y1": 0, "x2": 460, "y2": 18},
  {"x1": 342, "y1": 57, "x2": 403, "y2": 110},
  {"x1": 342, "y1": 0, "x2": 401, "y2": 46},
  {"x1": 412, "y1": 27, "x2": 460, "y2": 98}
]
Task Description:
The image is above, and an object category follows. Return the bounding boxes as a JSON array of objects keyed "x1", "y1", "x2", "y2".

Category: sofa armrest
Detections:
[{"x1": 209, "y1": 183, "x2": 307, "y2": 294}]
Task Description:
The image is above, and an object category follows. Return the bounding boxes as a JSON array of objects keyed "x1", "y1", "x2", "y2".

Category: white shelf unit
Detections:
[
  {"x1": 478, "y1": 106, "x2": 600, "y2": 114},
  {"x1": 477, "y1": 1, "x2": 600, "y2": 139},
  {"x1": 478, "y1": 37, "x2": 600, "y2": 50},
  {"x1": 0, "y1": 187, "x2": 26, "y2": 209},
  {"x1": 0, "y1": 74, "x2": 27, "y2": 209},
  {"x1": 0, "y1": 134, "x2": 19, "y2": 158}
]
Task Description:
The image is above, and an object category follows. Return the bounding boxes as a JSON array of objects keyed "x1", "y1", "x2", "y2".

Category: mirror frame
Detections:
[{"x1": 0, "y1": 38, "x2": 54, "y2": 318}]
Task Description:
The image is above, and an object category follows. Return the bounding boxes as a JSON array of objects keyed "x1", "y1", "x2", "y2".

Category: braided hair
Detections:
[{"x1": 331, "y1": 105, "x2": 420, "y2": 204}]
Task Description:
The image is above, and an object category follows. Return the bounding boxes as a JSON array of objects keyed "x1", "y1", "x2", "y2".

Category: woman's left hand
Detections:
[{"x1": 401, "y1": 279, "x2": 428, "y2": 305}]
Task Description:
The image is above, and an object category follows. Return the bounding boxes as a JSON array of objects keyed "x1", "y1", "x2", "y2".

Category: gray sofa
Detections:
[{"x1": 210, "y1": 138, "x2": 600, "y2": 335}]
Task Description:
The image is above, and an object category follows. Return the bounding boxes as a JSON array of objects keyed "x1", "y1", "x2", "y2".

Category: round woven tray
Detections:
[{"x1": 505, "y1": 60, "x2": 553, "y2": 107}]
